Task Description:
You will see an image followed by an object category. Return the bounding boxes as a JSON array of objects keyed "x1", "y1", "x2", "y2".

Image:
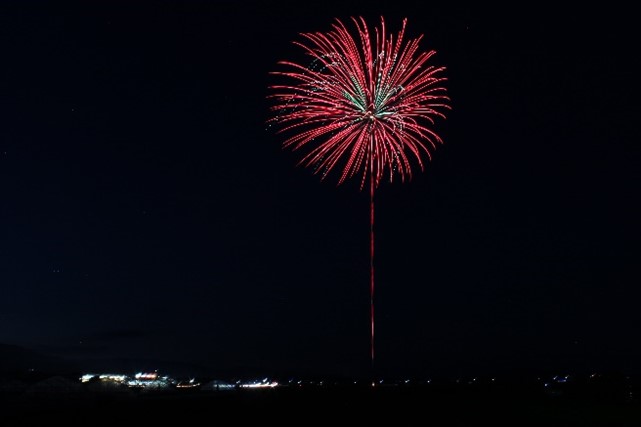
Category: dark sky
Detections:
[{"x1": 1, "y1": 1, "x2": 639, "y2": 378}]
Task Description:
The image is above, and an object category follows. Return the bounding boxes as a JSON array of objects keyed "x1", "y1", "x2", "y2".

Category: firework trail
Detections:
[{"x1": 268, "y1": 16, "x2": 449, "y2": 366}]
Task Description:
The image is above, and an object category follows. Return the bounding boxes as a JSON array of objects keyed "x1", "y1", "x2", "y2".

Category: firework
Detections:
[{"x1": 268, "y1": 16, "x2": 449, "y2": 366}]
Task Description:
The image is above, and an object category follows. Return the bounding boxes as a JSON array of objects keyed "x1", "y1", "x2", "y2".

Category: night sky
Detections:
[{"x1": 1, "y1": 1, "x2": 639, "y2": 378}]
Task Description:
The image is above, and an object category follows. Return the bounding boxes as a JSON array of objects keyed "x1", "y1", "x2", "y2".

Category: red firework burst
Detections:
[
  {"x1": 268, "y1": 16, "x2": 449, "y2": 367},
  {"x1": 268, "y1": 16, "x2": 449, "y2": 189}
]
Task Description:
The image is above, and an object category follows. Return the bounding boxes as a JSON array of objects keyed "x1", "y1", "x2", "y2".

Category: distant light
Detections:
[
  {"x1": 80, "y1": 374, "x2": 96, "y2": 383},
  {"x1": 177, "y1": 382, "x2": 200, "y2": 389},
  {"x1": 99, "y1": 374, "x2": 126, "y2": 382},
  {"x1": 135, "y1": 372, "x2": 158, "y2": 380},
  {"x1": 240, "y1": 381, "x2": 278, "y2": 388}
]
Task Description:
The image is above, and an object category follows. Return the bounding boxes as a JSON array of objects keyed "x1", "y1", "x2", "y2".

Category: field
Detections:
[{"x1": 2, "y1": 380, "x2": 638, "y2": 426}]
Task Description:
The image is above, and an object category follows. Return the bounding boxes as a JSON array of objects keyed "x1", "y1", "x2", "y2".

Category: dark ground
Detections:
[{"x1": 1, "y1": 380, "x2": 639, "y2": 426}]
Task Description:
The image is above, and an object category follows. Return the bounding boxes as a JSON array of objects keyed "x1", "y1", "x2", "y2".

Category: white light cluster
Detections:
[
  {"x1": 80, "y1": 374, "x2": 96, "y2": 383},
  {"x1": 240, "y1": 381, "x2": 279, "y2": 388},
  {"x1": 99, "y1": 374, "x2": 127, "y2": 382}
]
